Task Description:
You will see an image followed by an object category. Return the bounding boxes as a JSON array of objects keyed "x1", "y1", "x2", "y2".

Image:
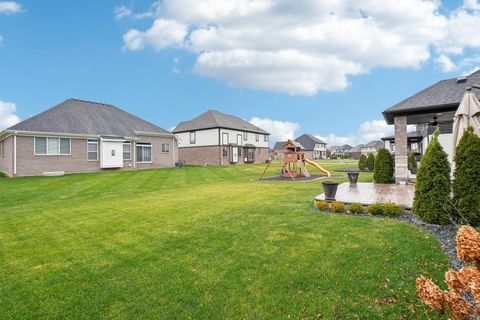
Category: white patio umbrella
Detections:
[{"x1": 452, "y1": 87, "x2": 480, "y2": 156}]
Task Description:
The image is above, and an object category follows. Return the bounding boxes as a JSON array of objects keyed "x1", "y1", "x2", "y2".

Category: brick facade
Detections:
[
  {"x1": 179, "y1": 146, "x2": 270, "y2": 166},
  {"x1": 0, "y1": 135, "x2": 178, "y2": 177}
]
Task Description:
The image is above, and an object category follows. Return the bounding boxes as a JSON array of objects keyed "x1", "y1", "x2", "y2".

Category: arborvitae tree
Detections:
[
  {"x1": 373, "y1": 148, "x2": 394, "y2": 183},
  {"x1": 413, "y1": 129, "x2": 451, "y2": 224},
  {"x1": 453, "y1": 126, "x2": 480, "y2": 226},
  {"x1": 408, "y1": 153, "x2": 417, "y2": 174},
  {"x1": 358, "y1": 154, "x2": 367, "y2": 170},
  {"x1": 366, "y1": 153, "x2": 375, "y2": 171}
]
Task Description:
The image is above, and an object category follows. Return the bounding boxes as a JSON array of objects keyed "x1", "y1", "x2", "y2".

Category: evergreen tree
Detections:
[
  {"x1": 366, "y1": 153, "x2": 375, "y2": 171},
  {"x1": 453, "y1": 126, "x2": 480, "y2": 226},
  {"x1": 373, "y1": 148, "x2": 394, "y2": 183},
  {"x1": 413, "y1": 129, "x2": 451, "y2": 224},
  {"x1": 358, "y1": 154, "x2": 367, "y2": 171},
  {"x1": 408, "y1": 153, "x2": 417, "y2": 174}
]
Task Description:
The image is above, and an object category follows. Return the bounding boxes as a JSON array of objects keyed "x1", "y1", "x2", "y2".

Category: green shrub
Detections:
[
  {"x1": 367, "y1": 203, "x2": 385, "y2": 215},
  {"x1": 331, "y1": 201, "x2": 345, "y2": 213},
  {"x1": 366, "y1": 153, "x2": 375, "y2": 171},
  {"x1": 315, "y1": 200, "x2": 329, "y2": 211},
  {"x1": 383, "y1": 202, "x2": 404, "y2": 217},
  {"x1": 408, "y1": 153, "x2": 417, "y2": 174},
  {"x1": 358, "y1": 154, "x2": 367, "y2": 171},
  {"x1": 373, "y1": 148, "x2": 394, "y2": 183},
  {"x1": 348, "y1": 203, "x2": 365, "y2": 214},
  {"x1": 413, "y1": 129, "x2": 452, "y2": 225},
  {"x1": 453, "y1": 126, "x2": 480, "y2": 226}
]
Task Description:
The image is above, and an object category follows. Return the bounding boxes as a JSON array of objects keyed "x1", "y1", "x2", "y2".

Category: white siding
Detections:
[
  {"x1": 219, "y1": 129, "x2": 268, "y2": 148},
  {"x1": 176, "y1": 129, "x2": 219, "y2": 147}
]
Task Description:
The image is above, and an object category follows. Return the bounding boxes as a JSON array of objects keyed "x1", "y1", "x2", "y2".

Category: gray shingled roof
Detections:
[
  {"x1": 294, "y1": 134, "x2": 326, "y2": 151},
  {"x1": 6, "y1": 99, "x2": 171, "y2": 137},
  {"x1": 173, "y1": 109, "x2": 269, "y2": 134},
  {"x1": 328, "y1": 144, "x2": 353, "y2": 151},
  {"x1": 383, "y1": 69, "x2": 480, "y2": 124}
]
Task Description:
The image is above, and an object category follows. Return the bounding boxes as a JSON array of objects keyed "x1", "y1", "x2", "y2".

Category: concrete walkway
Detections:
[{"x1": 315, "y1": 182, "x2": 415, "y2": 209}]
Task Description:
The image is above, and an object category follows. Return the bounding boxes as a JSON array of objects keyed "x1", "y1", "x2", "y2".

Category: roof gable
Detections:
[
  {"x1": 294, "y1": 133, "x2": 326, "y2": 150},
  {"x1": 7, "y1": 99, "x2": 171, "y2": 137},
  {"x1": 173, "y1": 109, "x2": 269, "y2": 134}
]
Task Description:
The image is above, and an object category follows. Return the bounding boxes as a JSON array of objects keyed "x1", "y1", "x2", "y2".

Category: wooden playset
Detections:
[{"x1": 259, "y1": 140, "x2": 331, "y2": 180}]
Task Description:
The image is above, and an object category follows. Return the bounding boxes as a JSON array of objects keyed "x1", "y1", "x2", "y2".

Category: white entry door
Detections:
[{"x1": 232, "y1": 147, "x2": 239, "y2": 163}]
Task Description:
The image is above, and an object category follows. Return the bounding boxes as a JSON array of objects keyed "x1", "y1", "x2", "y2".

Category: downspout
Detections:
[
  {"x1": 133, "y1": 140, "x2": 136, "y2": 169},
  {"x1": 218, "y1": 128, "x2": 221, "y2": 166},
  {"x1": 172, "y1": 136, "x2": 175, "y2": 167},
  {"x1": 13, "y1": 132, "x2": 17, "y2": 176}
]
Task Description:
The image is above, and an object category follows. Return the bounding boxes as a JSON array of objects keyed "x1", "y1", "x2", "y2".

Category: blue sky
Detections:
[{"x1": 0, "y1": 0, "x2": 478, "y2": 146}]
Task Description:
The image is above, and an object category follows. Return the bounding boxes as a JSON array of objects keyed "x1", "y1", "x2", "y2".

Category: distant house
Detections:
[
  {"x1": 348, "y1": 144, "x2": 364, "y2": 159},
  {"x1": 360, "y1": 140, "x2": 384, "y2": 156},
  {"x1": 0, "y1": 98, "x2": 178, "y2": 177},
  {"x1": 328, "y1": 144, "x2": 353, "y2": 158},
  {"x1": 382, "y1": 69, "x2": 480, "y2": 182},
  {"x1": 173, "y1": 110, "x2": 270, "y2": 165},
  {"x1": 294, "y1": 134, "x2": 327, "y2": 159}
]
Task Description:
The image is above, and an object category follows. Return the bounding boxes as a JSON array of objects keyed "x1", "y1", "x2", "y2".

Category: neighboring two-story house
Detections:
[
  {"x1": 173, "y1": 110, "x2": 270, "y2": 165},
  {"x1": 294, "y1": 134, "x2": 327, "y2": 159},
  {"x1": 0, "y1": 98, "x2": 178, "y2": 177}
]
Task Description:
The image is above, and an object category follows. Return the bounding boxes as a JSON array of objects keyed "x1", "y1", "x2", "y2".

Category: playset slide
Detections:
[{"x1": 304, "y1": 159, "x2": 331, "y2": 177}]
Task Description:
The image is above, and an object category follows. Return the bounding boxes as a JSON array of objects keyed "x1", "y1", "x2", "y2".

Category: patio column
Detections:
[{"x1": 394, "y1": 116, "x2": 408, "y2": 184}]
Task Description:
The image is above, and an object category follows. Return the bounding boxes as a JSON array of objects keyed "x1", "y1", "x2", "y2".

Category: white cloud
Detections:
[
  {"x1": 0, "y1": 100, "x2": 20, "y2": 130},
  {"x1": 123, "y1": 19, "x2": 187, "y2": 51},
  {"x1": 435, "y1": 54, "x2": 457, "y2": 72},
  {"x1": 249, "y1": 117, "x2": 299, "y2": 145},
  {"x1": 0, "y1": 1, "x2": 22, "y2": 14},
  {"x1": 120, "y1": 0, "x2": 480, "y2": 95},
  {"x1": 114, "y1": 5, "x2": 155, "y2": 20}
]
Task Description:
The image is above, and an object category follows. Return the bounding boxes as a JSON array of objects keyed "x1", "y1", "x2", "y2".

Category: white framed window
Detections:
[
  {"x1": 255, "y1": 133, "x2": 259, "y2": 142},
  {"x1": 237, "y1": 134, "x2": 242, "y2": 146},
  {"x1": 87, "y1": 140, "x2": 98, "y2": 161},
  {"x1": 35, "y1": 137, "x2": 71, "y2": 155},
  {"x1": 0, "y1": 140, "x2": 4, "y2": 158},
  {"x1": 136, "y1": 143, "x2": 152, "y2": 163},
  {"x1": 243, "y1": 131, "x2": 248, "y2": 141},
  {"x1": 222, "y1": 132, "x2": 229, "y2": 145},
  {"x1": 161, "y1": 143, "x2": 170, "y2": 153},
  {"x1": 123, "y1": 142, "x2": 131, "y2": 160},
  {"x1": 264, "y1": 135, "x2": 269, "y2": 142},
  {"x1": 190, "y1": 132, "x2": 196, "y2": 144}
]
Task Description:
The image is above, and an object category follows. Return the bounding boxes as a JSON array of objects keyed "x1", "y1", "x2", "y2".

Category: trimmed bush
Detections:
[
  {"x1": 348, "y1": 203, "x2": 365, "y2": 214},
  {"x1": 331, "y1": 201, "x2": 345, "y2": 213},
  {"x1": 373, "y1": 148, "x2": 394, "y2": 183},
  {"x1": 413, "y1": 129, "x2": 452, "y2": 225},
  {"x1": 367, "y1": 203, "x2": 384, "y2": 215},
  {"x1": 453, "y1": 126, "x2": 480, "y2": 226},
  {"x1": 383, "y1": 203, "x2": 404, "y2": 217},
  {"x1": 315, "y1": 200, "x2": 329, "y2": 211},
  {"x1": 358, "y1": 154, "x2": 367, "y2": 171},
  {"x1": 408, "y1": 153, "x2": 417, "y2": 174},
  {"x1": 366, "y1": 153, "x2": 375, "y2": 171}
]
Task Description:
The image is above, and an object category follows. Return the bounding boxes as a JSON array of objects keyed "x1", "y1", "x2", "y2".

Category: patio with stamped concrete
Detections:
[{"x1": 315, "y1": 182, "x2": 415, "y2": 209}]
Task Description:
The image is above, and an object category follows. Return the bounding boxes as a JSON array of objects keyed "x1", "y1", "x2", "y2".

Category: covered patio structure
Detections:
[{"x1": 382, "y1": 70, "x2": 480, "y2": 183}]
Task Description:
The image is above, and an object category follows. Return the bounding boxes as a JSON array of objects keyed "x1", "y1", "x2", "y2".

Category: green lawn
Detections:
[{"x1": 0, "y1": 160, "x2": 447, "y2": 319}]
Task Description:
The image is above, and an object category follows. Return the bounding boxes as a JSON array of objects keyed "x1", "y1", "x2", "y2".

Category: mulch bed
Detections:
[{"x1": 260, "y1": 174, "x2": 343, "y2": 182}]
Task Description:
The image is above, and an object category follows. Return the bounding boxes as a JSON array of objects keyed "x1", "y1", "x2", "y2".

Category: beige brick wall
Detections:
[
  {"x1": 0, "y1": 136, "x2": 14, "y2": 176},
  {"x1": 13, "y1": 135, "x2": 177, "y2": 177}
]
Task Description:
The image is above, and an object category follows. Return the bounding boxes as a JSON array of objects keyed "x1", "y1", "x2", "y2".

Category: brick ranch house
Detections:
[
  {"x1": 173, "y1": 110, "x2": 270, "y2": 165},
  {"x1": 0, "y1": 99, "x2": 178, "y2": 177}
]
